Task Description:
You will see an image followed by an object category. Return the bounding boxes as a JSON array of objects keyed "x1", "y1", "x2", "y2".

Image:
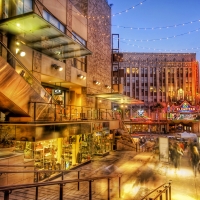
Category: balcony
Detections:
[{"x1": 0, "y1": 12, "x2": 92, "y2": 60}]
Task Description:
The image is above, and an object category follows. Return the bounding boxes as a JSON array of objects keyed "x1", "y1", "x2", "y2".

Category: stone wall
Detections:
[{"x1": 87, "y1": 0, "x2": 112, "y2": 95}]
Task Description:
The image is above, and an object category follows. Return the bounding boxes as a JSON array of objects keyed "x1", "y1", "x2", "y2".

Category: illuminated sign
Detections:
[
  {"x1": 175, "y1": 101, "x2": 196, "y2": 112},
  {"x1": 54, "y1": 89, "x2": 62, "y2": 95},
  {"x1": 169, "y1": 101, "x2": 196, "y2": 113}
]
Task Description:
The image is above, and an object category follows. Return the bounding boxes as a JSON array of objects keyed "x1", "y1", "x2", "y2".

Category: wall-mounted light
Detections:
[
  {"x1": 51, "y1": 64, "x2": 63, "y2": 71},
  {"x1": 105, "y1": 85, "x2": 111, "y2": 89},
  {"x1": 94, "y1": 80, "x2": 101, "y2": 85},
  {"x1": 16, "y1": 48, "x2": 26, "y2": 57},
  {"x1": 77, "y1": 74, "x2": 86, "y2": 80}
]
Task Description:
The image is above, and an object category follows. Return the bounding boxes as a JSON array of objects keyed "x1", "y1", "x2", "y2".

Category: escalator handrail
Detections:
[{"x1": 0, "y1": 41, "x2": 56, "y2": 104}]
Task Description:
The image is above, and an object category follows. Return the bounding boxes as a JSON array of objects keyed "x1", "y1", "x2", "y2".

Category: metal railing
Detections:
[
  {"x1": 29, "y1": 102, "x2": 117, "y2": 121},
  {"x1": 0, "y1": 171, "x2": 122, "y2": 200},
  {"x1": 140, "y1": 181, "x2": 172, "y2": 200}
]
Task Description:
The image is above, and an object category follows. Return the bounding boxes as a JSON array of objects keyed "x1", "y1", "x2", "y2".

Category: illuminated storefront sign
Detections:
[
  {"x1": 168, "y1": 101, "x2": 197, "y2": 113},
  {"x1": 167, "y1": 101, "x2": 198, "y2": 121}
]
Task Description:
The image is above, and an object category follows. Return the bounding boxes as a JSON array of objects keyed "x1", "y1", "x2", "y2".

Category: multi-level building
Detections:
[
  {"x1": 0, "y1": 0, "x2": 128, "y2": 185},
  {"x1": 113, "y1": 52, "x2": 199, "y2": 133}
]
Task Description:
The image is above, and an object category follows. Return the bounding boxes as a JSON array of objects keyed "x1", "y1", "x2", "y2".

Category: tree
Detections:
[{"x1": 150, "y1": 103, "x2": 165, "y2": 133}]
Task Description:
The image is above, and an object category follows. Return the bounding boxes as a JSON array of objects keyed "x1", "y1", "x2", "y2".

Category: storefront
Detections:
[
  {"x1": 0, "y1": 121, "x2": 115, "y2": 181},
  {"x1": 167, "y1": 100, "x2": 200, "y2": 133},
  {"x1": 92, "y1": 122, "x2": 113, "y2": 155}
]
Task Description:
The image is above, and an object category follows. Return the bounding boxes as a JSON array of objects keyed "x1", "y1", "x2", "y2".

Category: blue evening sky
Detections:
[{"x1": 107, "y1": 0, "x2": 200, "y2": 61}]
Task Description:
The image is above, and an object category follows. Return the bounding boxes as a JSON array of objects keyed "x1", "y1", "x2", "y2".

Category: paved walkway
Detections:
[{"x1": 0, "y1": 150, "x2": 199, "y2": 200}]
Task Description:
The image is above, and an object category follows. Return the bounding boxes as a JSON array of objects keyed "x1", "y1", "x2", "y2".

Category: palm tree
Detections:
[{"x1": 150, "y1": 103, "x2": 164, "y2": 133}]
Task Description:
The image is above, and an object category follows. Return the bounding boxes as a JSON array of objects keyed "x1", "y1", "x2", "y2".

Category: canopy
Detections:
[{"x1": 0, "y1": 12, "x2": 92, "y2": 60}]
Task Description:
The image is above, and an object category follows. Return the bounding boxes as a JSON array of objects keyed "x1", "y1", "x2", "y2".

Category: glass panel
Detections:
[
  {"x1": 0, "y1": 13, "x2": 92, "y2": 59},
  {"x1": 43, "y1": 10, "x2": 65, "y2": 33},
  {"x1": 24, "y1": 0, "x2": 33, "y2": 13},
  {"x1": 2, "y1": 0, "x2": 33, "y2": 19},
  {"x1": 72, "y1": 32, "x2": 86, "y2": 46},
  {"x1": 3, "y1": 0, "x2": 9, "y2": 18}
]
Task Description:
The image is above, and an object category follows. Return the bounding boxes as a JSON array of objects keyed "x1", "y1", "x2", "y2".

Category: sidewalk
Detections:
[
  {"x1": 154, "y1": 150, "x2": 200, "y2": 200},
  {"x1": 0, "y1": 150, "x2": 199, "y2": 200}
]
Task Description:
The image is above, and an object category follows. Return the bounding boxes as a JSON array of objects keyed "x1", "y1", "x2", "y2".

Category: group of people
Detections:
[{"x1": 169, "y1": 139, "x2": 200, "y2": 176}]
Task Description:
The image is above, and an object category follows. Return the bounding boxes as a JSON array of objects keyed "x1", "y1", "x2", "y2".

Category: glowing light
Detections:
[{"x1": 20, "y1": 51, "x2": 26, "y2": 57}]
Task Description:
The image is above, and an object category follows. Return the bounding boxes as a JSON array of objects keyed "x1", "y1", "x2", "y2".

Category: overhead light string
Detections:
[
  {"x1": 112, "y1": 19, "x2": 200, "y2": 30},
  {"x1": 118, "y1": 41, "x2": 200, "y2": 53},
  {"x1": 113, "y1": 27, "x2": 200, "y2": 42},
  {"x1": 71, "y1": 0, "x2": 148, "y2": 19}
]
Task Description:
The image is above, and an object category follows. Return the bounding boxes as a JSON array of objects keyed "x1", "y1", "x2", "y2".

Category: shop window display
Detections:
[
  {"x1": 61, "y1": 134, "x2": 92, "y2": 169},
  {"x1": 34, "y1": 139, "x2": 60, "y2": 181},
  {"x1": 93, "y1": 131, "x2": 112, "y2": 155}
]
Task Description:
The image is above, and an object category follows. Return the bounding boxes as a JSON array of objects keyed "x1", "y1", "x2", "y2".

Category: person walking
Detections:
[
  {"x1": 173, "y1": 142, "x2": 183, "y2": 170},
  {"x1": 190, "y1": 145, "x2": 200, "y2": 177}
]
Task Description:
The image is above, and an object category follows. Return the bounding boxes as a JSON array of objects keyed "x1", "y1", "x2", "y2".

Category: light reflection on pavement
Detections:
[{"x1": 0, "y1": 150, "x2": 200, "y2": 200}]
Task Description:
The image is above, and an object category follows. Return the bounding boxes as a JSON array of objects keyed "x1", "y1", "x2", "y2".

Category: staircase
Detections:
[
  {"x1": 116, "y1": 131, "x2": 136, "y2": 151},
  {"x1": 113, "y1": 112, "x2": 136, "y2": 151},
  {"x1": 0, "y1": 41, "x2": 56, "y2": 121}
]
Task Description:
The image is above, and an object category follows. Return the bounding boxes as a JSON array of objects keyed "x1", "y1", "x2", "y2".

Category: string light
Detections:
[
  {"x1": 119, "y1": 43, "x2": 200, "y2": 53},
  {"x1": 112, "y1": 19, "x2": 200, "y2": 30},
  {"x1": 113, "y1": 27, "x2": 200, "y2": 42},
  {"x1": 112, "y1": 0, "x2": 147, "y2": 17},
  {"x1": 71, "y1": 0, "x2": 147, "y2": 19}
]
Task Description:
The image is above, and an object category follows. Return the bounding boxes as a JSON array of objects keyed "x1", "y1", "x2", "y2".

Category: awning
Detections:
[
  {"x1": 0, "y1": 12, "x2": 92, "y2": 59},
  {"x1": 88, "y1": 93, "x2": 144, "y2": 104}
]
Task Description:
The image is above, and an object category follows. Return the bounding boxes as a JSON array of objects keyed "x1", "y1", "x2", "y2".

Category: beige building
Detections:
[{"x1": 114, "y1": 52, "x2": 199, "y2": 133}]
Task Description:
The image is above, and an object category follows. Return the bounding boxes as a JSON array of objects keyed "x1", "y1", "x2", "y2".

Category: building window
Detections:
[
  {"x1": 43, "y1": 10, "x2": 65, "y2": 33},
  {"x1": 72, "y1": 32, "x2": 86, "y2": 46},
  {"x1": 3, "y1": 0, "x2": 33, "y2": 18},
  {"x1": 132, "y1": 68, "x2": 139, "y2": 74},
  {"x1": 126, "y1": 68, "x2": 130, "y2": 74},
  {"x1": 72, "y1": 57, "x2": 86, "y2": 72}
]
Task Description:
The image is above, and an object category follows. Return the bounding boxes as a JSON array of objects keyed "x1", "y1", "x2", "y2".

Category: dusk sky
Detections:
[{"x1": 107, "y1": 0, "x2": 200, "y2": 61}]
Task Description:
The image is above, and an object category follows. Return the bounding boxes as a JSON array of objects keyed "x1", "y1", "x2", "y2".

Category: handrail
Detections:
[
  {"x1": 121, "y1": 120, "x2": 130, "y2": 133},
  {"x1": 0, "y1": 169, "x2": 87, "y2": 173},
  {"x1": 140, "y1": 181, "x2": 172, "y2": 200},
  {"x1": 0, "y1": 165, "x2": 35, "y2": 168},
  {"x1": 0, "y1": 174, "x2": 122, "y2": 200},
  {"x1": 30, "y1": 101, "x2": 117, "y2": 121},
  {"x1": 117, "y1": 140, "x2": 136, "y2": 149},
  {"x1": 0, "y1": 175, "x2": 117, "y2": 190}
]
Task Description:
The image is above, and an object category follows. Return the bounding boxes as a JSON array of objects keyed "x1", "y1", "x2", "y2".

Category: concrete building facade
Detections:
[{"x1": 115, "y1": 52, "x2": 200, "y2": 133}]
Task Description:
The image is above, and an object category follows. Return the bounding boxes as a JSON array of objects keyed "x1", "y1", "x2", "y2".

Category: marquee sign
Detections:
[
  {"x1": 167, "y1": 101, "x2": 198, "y2": 121},
  {"x1": 168, "y1": 101, "x2": 196, "y2": 113}
]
